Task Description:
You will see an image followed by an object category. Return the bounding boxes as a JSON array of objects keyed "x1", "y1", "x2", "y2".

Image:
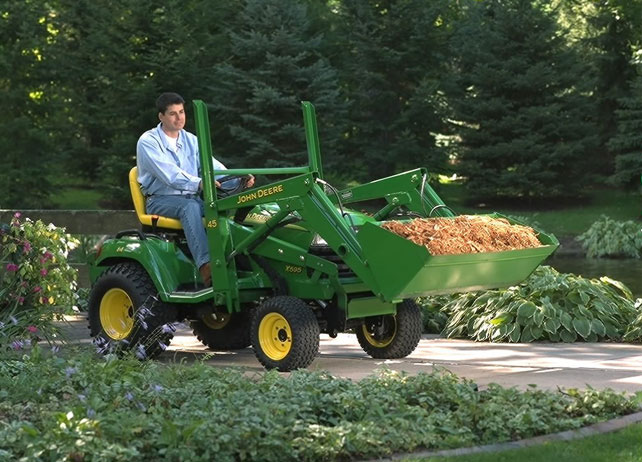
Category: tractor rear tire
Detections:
[
  {"x1": 251, "y1": 296, "x2": 319, "y2": 371},
  {"x1": 191, "y1": 311, "x2": 251, "y2": 350},
  {"x1": 356, "y1": 299, "x2": 422, "y2": 359},
  {"x1": 88, "y1": 262, "x2": 177, "y2": 359}
]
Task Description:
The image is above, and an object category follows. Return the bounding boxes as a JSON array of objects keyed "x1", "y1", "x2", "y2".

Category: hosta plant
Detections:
[
  {"x1": 431, "y1": 265, "x2": 641, "y2": 343},
  {"x1": 576, "y1": 215, "x2": 642, "y2": 258}
]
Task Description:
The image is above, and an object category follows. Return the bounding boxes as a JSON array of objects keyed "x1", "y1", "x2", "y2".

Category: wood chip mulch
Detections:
[{"x1": 381, "y1": 215, "x2": 542, "y2": 256}]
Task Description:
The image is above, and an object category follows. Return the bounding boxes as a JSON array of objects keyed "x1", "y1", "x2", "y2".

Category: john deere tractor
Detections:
[{"x1": 87, "y1": 100, "x2": 558, "y2": 371}]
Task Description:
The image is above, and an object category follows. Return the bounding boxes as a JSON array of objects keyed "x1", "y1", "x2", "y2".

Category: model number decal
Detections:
[{"x1": 285, "y1": 265, "x2": 303, "y2": 273}]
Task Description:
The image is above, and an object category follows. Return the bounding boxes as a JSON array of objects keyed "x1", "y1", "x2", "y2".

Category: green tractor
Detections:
[{"x1": 87, "y1": 100, "x2": 558, "y2": 371}]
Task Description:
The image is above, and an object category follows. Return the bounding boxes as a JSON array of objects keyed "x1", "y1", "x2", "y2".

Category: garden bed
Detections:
[{"x1": 0, "y1": 348, "x2": 638, "y2": 462}]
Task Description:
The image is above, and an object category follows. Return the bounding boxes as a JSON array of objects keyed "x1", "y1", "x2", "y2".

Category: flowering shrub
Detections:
[{"x1": 0, "y1": 213, "x2": 79, "y2": 350}]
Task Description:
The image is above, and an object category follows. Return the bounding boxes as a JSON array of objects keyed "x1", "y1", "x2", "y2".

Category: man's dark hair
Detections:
[{"x1": 156, "y1": 92, "x2": 185, "y2": 114}]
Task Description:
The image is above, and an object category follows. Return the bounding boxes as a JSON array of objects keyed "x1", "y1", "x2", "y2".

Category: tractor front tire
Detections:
[
  {"x1": 356, "y1": 299, "x2": 422, "y2": 359},
  {"x1": 191, "y1": 311, "x2": 251, "y2": 350},
  {"x1": 251, "y1": 296, "x2": 319, "y2": 371},
  {"x1": 88, "y1": 262, "x2": 177, "y2": 359}
]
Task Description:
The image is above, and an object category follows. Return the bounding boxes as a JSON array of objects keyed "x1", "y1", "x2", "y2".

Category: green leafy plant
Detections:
[
  {"x1": 0, "y1": 349, "x2": 638, "y2": 462},
  {"x1": 429, "y1": 266, "x2": 640, "y2": 343},
  {"x1": 576, "y1": 215, "x2": 642, "y2": 258},
  {"x1": 0, "y1": 213, "x2": 79, "y2": 349},
  {"x1": 419, "y1": 295, "x2": 452, "y2": 333}
]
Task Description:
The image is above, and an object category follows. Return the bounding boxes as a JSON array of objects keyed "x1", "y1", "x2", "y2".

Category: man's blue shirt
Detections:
[{"x1": 136, "y1": 123, "x2": 228, "y2": 196}]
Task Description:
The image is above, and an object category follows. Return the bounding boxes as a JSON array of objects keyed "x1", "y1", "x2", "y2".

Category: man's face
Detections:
[{"x1": 159, "y1": 103, "x2": 186, "y2": 133}]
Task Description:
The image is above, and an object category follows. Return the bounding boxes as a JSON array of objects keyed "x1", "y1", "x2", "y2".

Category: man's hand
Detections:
[
  {"x1": 246, "y1": 175, "x2": 255, "y2": 188},
  {"x1": 215, "y1": 180, "x2": 221, "y2": 188}
]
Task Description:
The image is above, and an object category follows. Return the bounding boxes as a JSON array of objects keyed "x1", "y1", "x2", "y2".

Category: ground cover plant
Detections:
[
  {"x1": 420, "y1": 266, "x2": 642, "y2": 342},
  {"x1": 0, "y1": 348, "x2": 639, "y2": 462}
]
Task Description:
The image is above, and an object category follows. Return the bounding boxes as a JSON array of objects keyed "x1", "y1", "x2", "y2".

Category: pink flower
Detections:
[
  {"x1": 13, "y1": 212, "x2": 21, "y2": 218},
  {"x1": 40, "y1": 269, "x2": 48, "y2": 276},
  {"x1": 6, "y1": 263, "x2": 18, "y2": 272},
  {"x1": 27, "y1": 325, "x2": 38, "y2": 333},
  {"x1": 22, "y1": 241, "x2": 31, "y2": 253},
  {"x1": 18, "y1": 296, "x2": 25, "y2": 305},
  {"x1": 33, "y1": 286, "x2": 42, "y2": 293}
]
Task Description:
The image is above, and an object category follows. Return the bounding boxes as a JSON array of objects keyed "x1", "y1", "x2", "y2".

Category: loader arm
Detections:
[{"x1": 328, "y1": 169, "x2": 455, "y2": 220}]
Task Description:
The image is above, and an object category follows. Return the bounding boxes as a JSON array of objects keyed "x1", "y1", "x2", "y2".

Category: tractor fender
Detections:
[{"x1": 90, "y1": 235, "x2": 198, "y2": 300}]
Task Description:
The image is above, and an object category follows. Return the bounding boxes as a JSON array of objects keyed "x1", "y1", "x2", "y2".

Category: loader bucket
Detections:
[{"x1": 356, "y1": 215, "x2": 558, "y2": 301}]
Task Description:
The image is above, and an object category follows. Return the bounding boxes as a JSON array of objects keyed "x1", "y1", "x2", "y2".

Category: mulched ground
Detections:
[{"x1": 381, "y1": 215, "x2": 542, "y2": 255}]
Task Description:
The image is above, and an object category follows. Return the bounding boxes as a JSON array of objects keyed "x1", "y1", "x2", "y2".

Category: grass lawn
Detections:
[
  {"x1": 423, "y1": 422, "x2": 642, "y2": 462},
  {"x1": 436, "y1": 183, "x2": 641, "y2": 237},
  {"x1": 51, "y1": 187, "x2": 104, "y2": 209}
]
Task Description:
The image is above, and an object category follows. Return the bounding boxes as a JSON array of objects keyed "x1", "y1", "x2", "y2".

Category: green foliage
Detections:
[
  {"x1": 208, "y1": 0, "x2": 349, "y2": 173},
  {"x1": 448, "y1": 0, "x2": 598, "y2": 201},
  {"x1": 577, "y1": 215, "x2": 642, "y2": 258},
  {"x1": 0, "y1": 1, "x2": 55, "y2": 208},
  {"x1": 623, "y1": 298, "x2": 642, "y2": 342},
  {"x1": 424, "y1": 266, "x2": 641, "y2": 343},
  {"x1": 607, "y1": 70, "x2": 642, "y2": 189},
  {"x1": 335, "y1": 0, "x2": 453, "y2": 181},
  {"x1": 0, "y1": 214, "x2": 79, "y2": 349},
  {"x1": 580, "y1": 2, "x2": 641, "y2": 174},
  {"x1": 0, "y1": 350, "x2": 637, "y2": 461},
  {"x1": 419, "y1": 294, "x2": 452, "y2": 334},
  {"x1": 2, "y1": 0, "x2": 642, "y2": 206}
]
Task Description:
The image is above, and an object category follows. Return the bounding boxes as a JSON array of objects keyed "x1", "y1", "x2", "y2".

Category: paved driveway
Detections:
[{"x1": 63, "y1": 315, "x2": 642, "y2": 392}]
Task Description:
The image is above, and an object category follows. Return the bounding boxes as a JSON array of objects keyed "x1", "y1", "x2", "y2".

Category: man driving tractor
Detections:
[{"x1": 136, "y1": 92, "x2": 255, "y2": 286}]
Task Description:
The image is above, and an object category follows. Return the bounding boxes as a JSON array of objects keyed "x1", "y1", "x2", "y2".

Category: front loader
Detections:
[{"x1": 87, "y1": 100, "x2": 559, "y2": 371}]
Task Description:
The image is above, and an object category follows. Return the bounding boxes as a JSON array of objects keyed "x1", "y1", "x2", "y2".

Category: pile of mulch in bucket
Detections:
[{"x1": 381, "y1": 215, "x2": 542, "y2": 255}]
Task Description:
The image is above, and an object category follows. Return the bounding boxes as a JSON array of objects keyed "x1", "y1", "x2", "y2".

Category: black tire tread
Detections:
[
  {"x1": 251, "y1": 296, "x2": 319, "y2": 371},
  {"x1": 356, "y1": 299, "x2": 422, "y2": 359},
  {"x1": 88, "y1": 262, "x2": 177, "y2": 359},
  {"x1": 190, "y1": 312, "x2": 251, "y2": 350}
]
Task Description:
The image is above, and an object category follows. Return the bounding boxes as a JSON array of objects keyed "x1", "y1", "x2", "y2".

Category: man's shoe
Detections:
[{"x1": 199, "y1": 262, "x2": 211, "y2": 287}]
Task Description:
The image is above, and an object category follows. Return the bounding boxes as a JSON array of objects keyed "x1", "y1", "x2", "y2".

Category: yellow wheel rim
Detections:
[
  {"x1": 202, "y1": 312, "x2": 231, "y2": 329},
  {"x1": 362, "y1": 316, "x2": 397, "y2": 348},
  {"x1": 99, "y1": 288, "x2": 134, "y2": 340},
  {"x1": 258, "y1": 312, "x2": 292, "y2": 361}
]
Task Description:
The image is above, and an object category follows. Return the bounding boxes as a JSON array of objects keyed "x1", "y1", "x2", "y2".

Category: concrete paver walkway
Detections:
[{"x1": 62, "y1": 316, "x2": 642, "y2": 392}]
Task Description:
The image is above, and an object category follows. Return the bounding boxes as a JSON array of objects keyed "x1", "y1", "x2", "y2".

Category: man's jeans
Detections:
[{"x1": 146, "y1": 194, "x2": 209, "y2": 268}]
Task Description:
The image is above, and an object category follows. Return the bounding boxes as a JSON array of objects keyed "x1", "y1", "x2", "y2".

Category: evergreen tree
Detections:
[
  {"x1": 607, "y1": 70, "x2": 642, "y2": 189},
  {"x1": 336, "y1": 0, "x2": 455, "y2": 182},
  {"x1": 448, "y1": 0, "x2": 598, "y2": 202},
  {"x1": 581, "y1": 0, "x2": 642, "y2": 175},
  {"x1": 208, "y1": 0, "x2": 348, "y2": 174},
  {"x1": 47, "y1": 0, "x2": 235, "y2": 206},
  {"x1": 0, "y1": 0, "x2": 54, "y2": 208}
]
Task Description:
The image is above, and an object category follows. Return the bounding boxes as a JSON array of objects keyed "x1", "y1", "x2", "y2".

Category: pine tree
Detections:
[
  {"x1": 580, "y1": 0, "x2": 642, "y2": 174},
  {"x1": 336, "y1": 0, "x2": 454, "y2": 182},
  {"x1": 47, "y1": 0, "x2": 236, "y2": 206},
  {"x1": 449, "y1": 0, "x2": 599, "y2": 202},
  {"x1": 207, "y1": 0, "x2": 348, "y2": 174},
  {"x1": 607, "y1": 70, "x2": 642, "y2": 189},
  {"x1": 0, "y1": 0, "x2": 54, "y2": 208}
]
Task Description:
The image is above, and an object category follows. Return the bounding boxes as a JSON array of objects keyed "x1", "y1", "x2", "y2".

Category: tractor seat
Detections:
[{"x1": 129, "y1": 167, "x2": 183, "y2": 230}]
